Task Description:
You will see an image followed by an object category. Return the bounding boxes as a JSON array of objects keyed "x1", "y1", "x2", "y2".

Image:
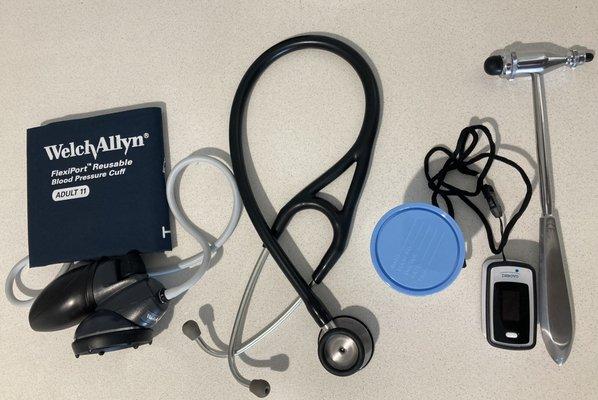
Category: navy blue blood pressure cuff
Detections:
[{"x1": 26, "y1": 107, "x2": 172, "y2": 267}]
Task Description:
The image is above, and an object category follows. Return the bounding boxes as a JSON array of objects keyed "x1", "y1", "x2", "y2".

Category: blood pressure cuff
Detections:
[{"x1": 26, "y1": 107, "x2": 172, "y2": 267}]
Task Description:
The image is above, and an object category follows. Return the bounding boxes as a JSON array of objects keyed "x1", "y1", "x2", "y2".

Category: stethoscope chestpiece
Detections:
[{"x1": 317, "y1": 316, "x2": 374, "y2": 376}]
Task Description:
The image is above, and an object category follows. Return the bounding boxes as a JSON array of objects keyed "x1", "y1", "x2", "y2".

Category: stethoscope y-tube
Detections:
[{"x1": 230, "y1": 34, "x2": 380, "y2": 328}]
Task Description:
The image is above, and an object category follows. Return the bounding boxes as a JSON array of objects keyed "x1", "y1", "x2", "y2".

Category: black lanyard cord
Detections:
[{"x1": 424, "y1": 125, "x2": 532, "y2": 256}]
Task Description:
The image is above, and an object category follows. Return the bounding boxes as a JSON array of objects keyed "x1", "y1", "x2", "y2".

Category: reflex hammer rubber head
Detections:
[{"x1": 484, "y1": 55, "x2": 504, "y2": 76}]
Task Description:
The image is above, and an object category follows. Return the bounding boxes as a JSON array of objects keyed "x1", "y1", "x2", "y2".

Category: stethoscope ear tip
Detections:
[
  {"x1": 182, "y1": 320, "x2": 201, "y2": 340},
  {"x1": 249, "y1": 379, "x2": 270, "y2": 397}
]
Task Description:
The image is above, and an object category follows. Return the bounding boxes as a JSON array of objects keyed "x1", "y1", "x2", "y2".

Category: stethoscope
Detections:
[{"x1": 183, "y1": 34, "x2": 380, "y2": 397}]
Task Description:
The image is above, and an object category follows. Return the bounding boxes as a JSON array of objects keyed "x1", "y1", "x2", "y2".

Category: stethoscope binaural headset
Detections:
[{"x1": 183, "y1": 34, "x2": 380, "y2": 397}]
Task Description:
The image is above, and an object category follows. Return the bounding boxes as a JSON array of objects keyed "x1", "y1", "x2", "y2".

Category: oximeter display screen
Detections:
[
  {"x1": 493, "y1": 281, "x2": 530, "y2": 344},
  {"x1": 501, "y1": 289, "x2": 521, "y2": 322}
]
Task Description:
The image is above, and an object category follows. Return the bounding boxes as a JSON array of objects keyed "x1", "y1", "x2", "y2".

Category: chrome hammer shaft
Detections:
[
  {"x1": 531, "y1": 74, "x2": 553, "y2": 216},
  {"x1": 531, "y1": 73, "x2": 573, "y2": 365}
]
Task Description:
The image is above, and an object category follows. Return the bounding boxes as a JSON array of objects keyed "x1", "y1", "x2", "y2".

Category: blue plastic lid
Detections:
[{"x1": 370, "y1": 203, "x2": 465, "y2": 296}]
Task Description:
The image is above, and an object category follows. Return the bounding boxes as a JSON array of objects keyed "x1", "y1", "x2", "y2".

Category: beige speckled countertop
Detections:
[{"x1": 1, "y1": 1, "x2": 597, "y2": 399}]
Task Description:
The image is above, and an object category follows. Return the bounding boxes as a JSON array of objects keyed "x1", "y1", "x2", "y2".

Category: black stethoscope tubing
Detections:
[{"x1": 230, "y1": 34, "x2": 380, "y2": 327}]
